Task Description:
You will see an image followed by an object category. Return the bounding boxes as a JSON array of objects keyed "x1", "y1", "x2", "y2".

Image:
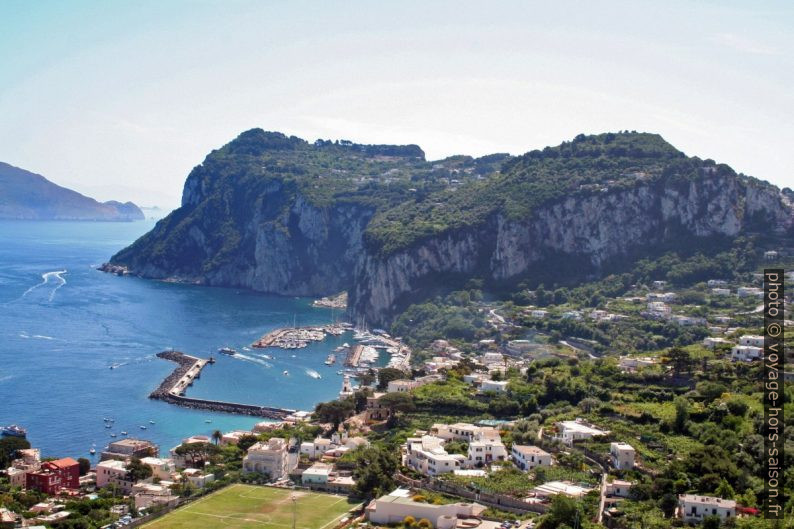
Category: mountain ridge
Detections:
[
  {"x1": 0, "y1": 162, "x2": 144, "y2": 221},
  {"x1": 104, "y1": 129, "x2": 793, "y2": 325}
]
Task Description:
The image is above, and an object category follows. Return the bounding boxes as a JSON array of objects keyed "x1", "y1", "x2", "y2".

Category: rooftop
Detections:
[
  {"x1": 512, "y1": 445, "x2": 550, "y2": 457},
  {"x1": 679, "y1": 494, "x2": 736, "y2": 508}
]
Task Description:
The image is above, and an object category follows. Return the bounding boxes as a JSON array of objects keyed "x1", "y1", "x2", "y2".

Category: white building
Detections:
[
  {"x1": 562, "y1": 310, "x2": 583, "y2": 320},
  {"x1": 677, "y1": 494, "x2": 736, "y2": 523},
  {"x1": 707, "y1": 280, "x2": 727, "y2": 287},
  {"x1": 140, "y1": 457, "x2": 175, "y2": 480},
  {"x1": 671, "y1": 315, "x2": 706, "y2": 327},
  {"x1": 301, "y1": 462, "x2": 332, "y2": 485},
  {"x1": 555, "y1": 419, "x2": 609, "y2": 445},
  {"x1": 300, "y1": 437, "x2": 334, "y2": 460},
  {"x1": 618, "y1": 356, "x2": 657, "y2": 373},
  {"x1": 738, "y1": 335, "x2": 764, "y2": 348},
  {"x1": 95, "y1": 460, "x2": 135, "y2": 493},
  {"x1": 367, "y1": 488, "x2": 485, "y2": 529},
  {"x1": 404, "y1": 435, "x2": 465, "y2": 477},
  {"x1": 647, "y1": 292, "x2": 677, "y2": 303},
  {"x1": 529, "y1": 309, "x2": 548, "y2": 319},
  {"x1": 610, "y1": 442, "x2": 635, "y2": 470},
  {"x1": 731, "y1": 345, "x2": 763, "y2": 362},
  {"x1": 387, "y1": 374, "x2": 443, "y2": 393},
  {"x1": 605, "y1": 480, "x2": 633, "y2": 498},
  {"x1": 182, "y1": 468, "x2": 215, "y2": 488},
  {"x1": 480, "y1": 379, "x2": 508, "y2": 393},
  {"x1": 463, "y1": 373, "x2": 487, "y2": 386},
  {"x1": 737, "y1": 287, "x2": 763, "y2": 298},
  {"x1": 511, "y1": 445, "x2": 551, "y2": 471},
  {"x1": 646, "y1": 302, "x2": 671, "y2": 316},
  {"x1": 702, "y1": 337, "x2": 731, "y2": 349},
  {"x1": 764, "y1": 250, "x2": 779, "y2": 260},
  {"x1": 467, "y1": 435, "x2": 507, "y2": 467},
  {"x1": 242, "y1": 438, "x2": 296, "y2": 480}
]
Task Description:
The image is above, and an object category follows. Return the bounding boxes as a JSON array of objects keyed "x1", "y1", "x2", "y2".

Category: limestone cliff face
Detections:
[
  {"x1": 349, "y1": 172, "x2": 793, "y2": 325},
  {"x1": 111, "y1": 176, "x2": 374, "y2": 296},
  {"x1": 107, "y1": 130, "x2": 793, "y2": 328}
]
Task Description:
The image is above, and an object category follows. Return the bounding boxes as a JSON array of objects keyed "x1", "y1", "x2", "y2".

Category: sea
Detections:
[{"x1": 0, "y1": 219, "x2": 354, "y2": 459}]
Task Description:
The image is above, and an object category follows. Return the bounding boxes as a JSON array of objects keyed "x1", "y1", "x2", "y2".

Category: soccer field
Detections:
[{"x1": 142, "y1": 484, "x2": 361, "y2": 529}]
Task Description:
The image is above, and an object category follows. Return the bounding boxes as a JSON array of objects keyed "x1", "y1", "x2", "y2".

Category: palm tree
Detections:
[{"x1": 212, "y1": 430, "x2": 223, "y2": 445}]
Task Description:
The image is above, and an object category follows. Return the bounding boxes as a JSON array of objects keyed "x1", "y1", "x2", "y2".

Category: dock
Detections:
[
  {"x1": 346, "y1": 344, "x2": 365, "y2": 367},
  {"x1": 149, "y1": 351, "x2": 295, "y2": 419}
]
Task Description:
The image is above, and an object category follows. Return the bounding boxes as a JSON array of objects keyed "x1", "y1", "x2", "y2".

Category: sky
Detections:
[{"x1": 1, "y1": 0, "x2": 792, "y2": 208}]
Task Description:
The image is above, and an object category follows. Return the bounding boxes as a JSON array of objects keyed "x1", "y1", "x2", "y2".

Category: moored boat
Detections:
[{"x1": 0, "y1": 425, "x2": 27, "y2": 438}]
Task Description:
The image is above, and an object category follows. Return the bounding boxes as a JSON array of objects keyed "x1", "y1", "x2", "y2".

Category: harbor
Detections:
[
  {"x1": 251, "y1": 323, "x2": 349, "y2": 350},
  {"x1": 149, "y1": 350, "x2": 294, "y2": 419}
]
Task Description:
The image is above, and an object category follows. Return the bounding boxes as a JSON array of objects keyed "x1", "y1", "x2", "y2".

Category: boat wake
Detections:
[
  {"x1": 16, "y1": 270, "x2": 68, "y2": 302},
  {"x1": 305, "y1": 368, "x2": 322, "y2": 379},
  {"x1": 233, "y1": 353, "x2": 273, "y2": 368}
]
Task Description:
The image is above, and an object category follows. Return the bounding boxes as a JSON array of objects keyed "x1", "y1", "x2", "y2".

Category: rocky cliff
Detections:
[
  {"x1": 351, "y1": 171, "x2": 793, "y2": 324},
  {"x1": 105, "y1": 130, "x2": 793, "y2": 326}
]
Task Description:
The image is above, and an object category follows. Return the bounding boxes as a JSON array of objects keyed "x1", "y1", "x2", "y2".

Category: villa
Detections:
[
  {"x1": 677, "y1": 494, "x2": 736, "y2": 523},
  {"x1": 243, "y1": 438, "x2": 297, "y2": 480},
  {"x1": 554, "y1": 419, "x2": 609, "y2": 445},
  {"x1": 511, "y1": 445, "x2": 551, "y2": 471},
  {"x1": 610, "y1": 442, "x2": 635, "y2": 470},
  {"x1": 367, "y1": 488, "x2": 485, "y2": 528}
]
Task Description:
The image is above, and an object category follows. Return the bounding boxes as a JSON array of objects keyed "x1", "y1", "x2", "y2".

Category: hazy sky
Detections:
[{"x1": 1, "y1": 1, "x2": 792, "y2": 208}]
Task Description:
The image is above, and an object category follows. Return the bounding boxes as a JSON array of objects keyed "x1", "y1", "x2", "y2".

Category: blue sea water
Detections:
[{"x1": 0, "y1": 220, "x2": 349, "y2": 458}]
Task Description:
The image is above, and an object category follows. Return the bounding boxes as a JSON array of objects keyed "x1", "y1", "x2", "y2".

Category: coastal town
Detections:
[{"x1": 1, "y1": 249, "x2": 790, "y2": 529}]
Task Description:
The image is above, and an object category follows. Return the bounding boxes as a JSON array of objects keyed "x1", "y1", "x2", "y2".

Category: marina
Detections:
[{"x1": 251, "y1": 323, "x2": 350, "y2": 350}]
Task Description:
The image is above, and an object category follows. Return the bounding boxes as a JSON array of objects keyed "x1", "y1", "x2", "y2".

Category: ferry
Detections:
[
  {"x1": 218, "y1": 347, "x2": 237, "y2": 356},
  {"x1": 1, "y1": 425, "x2": 27, "y2": 438}
]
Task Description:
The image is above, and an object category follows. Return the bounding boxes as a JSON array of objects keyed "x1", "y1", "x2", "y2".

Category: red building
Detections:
[{"x1": 25, "y1": 458, "x2": 80, "y2": 494}]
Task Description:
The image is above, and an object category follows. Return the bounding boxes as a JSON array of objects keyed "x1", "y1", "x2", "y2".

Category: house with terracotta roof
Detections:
[{"x1": 25, "y1": 458, "x2": 79, "y2": 494}]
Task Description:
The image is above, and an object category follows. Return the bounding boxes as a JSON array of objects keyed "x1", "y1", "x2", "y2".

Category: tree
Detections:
[
  {"x1": 358, "y1": 369, "x2": 377, "y2": 387},
  {"x1": 314, "y1": 399, "x2": 355, "y2": 430},
  {"x1": 673, "y1": 396, "x2": 689, "y2": 433},
  {"x1": 236, "y1": 434, "x2": 259, "y2": 452},
  {"x1": 174, "y1": 442, "x2": 220, "y2": 468},
  {"x1": 537, "y1": 494, "x2": 583, "y2": 529},
  {"x1": 126, "y1": 457, "x2": 153, "y2": 482},
  {"x1": 212, "y1": 430, "x2": 223, "y2": 445},
  {"x1": 352, "y1": 388, "x2": 373, "y2": 413},
  {"x1": 377, "y1": 368, "x2": 407, "y2": 390},
  {"x1": 378, "y1": 392, "x2": 416, "y2": 427},
  {"x1": 714, "y1": 477, "x2": 735, "y2": 499},
  {"x1": 352, "y1": 445, "x2": 399, "y2": 499},
  {"x1": 77, "y1": 457, "x2": 91, "y2": 476},
  {"x1": 0, "y1": 436, "x2": 31, "y2": 467},
  {"x1": 664, "y1": 346, "x2": 694, "y2": 377}
]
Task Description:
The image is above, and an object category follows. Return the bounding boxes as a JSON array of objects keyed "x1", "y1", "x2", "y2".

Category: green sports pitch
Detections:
[{"x1": 142, "y1": 484, "x2": 361, "y2": 529}]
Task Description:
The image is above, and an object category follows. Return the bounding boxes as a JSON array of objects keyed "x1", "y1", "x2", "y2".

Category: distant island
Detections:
[{"x1": 0, "y1": 161, "x2": 144, "y2": 221}]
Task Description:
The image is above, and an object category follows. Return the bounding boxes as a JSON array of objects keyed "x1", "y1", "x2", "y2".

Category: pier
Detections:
[
  {"x1": 149, "y1": 351, "x2": 295, "y2": 420},
  {"x1": 345, "y1": 344, "x2": 365, "y2": 367}
]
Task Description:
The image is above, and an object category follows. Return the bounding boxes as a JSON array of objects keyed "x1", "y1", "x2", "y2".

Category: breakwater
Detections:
[{"x1": 150, "y1": 351, "x2": 295, "y2": 419}]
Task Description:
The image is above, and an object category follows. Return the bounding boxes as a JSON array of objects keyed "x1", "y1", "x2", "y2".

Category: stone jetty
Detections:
[{"x1": 150, "y1": 350, "x2": 295, "y2": 419}]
